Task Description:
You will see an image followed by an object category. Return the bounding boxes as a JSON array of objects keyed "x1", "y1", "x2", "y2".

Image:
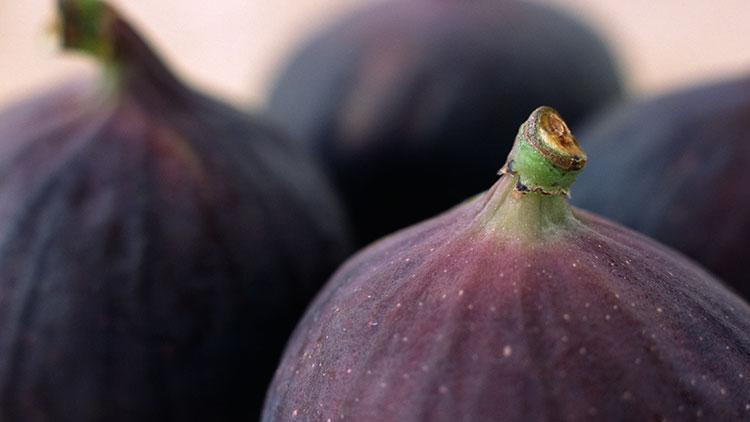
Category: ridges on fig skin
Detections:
[
  {"x1": 0, "y1": 1, "x2": 351, "y2": 420},
  {"x1": 280, "y1": 210, "x2": 749, "y2": 420}
]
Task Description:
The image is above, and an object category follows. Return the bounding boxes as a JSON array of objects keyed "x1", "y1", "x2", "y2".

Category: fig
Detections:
[
  {"x1": 263, "y1": 107, "x2": 750, "y2": 421},
  {"x1": 0, "y1": 1, "x2": 349, "y2": 420},
  {"x1": 267, "y1": 0, "x2": 625, "y2": 246},
  {"x1": 572, "y1": 75, "x2": 750, "y2": 298}
]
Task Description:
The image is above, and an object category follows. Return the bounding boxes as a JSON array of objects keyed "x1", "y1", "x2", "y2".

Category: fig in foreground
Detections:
[
  {"x1": 263, "y1": 107, "x2": 750, "y2": 421},
  {"x1": 0, "y1": 1, "x2": 349, "y2": 420}
]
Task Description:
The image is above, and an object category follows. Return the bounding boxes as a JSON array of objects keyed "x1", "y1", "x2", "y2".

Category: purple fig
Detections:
[
  {"x1": 263, "y1": 107, "x2": 750, "y2": 421},
  {"x1": 267, "y1": 0, "x2": 624, "y2": 247},
  {"x1": 0, "y1": 1, "x2": 349, "y2": 420},
  {"x1": 572, "y1": 75, "x2": 750, "y2": 299}
]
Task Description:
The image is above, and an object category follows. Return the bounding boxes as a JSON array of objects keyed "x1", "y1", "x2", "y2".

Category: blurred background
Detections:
[{"x1": 1, "y1": 0, "x2": 750, "y2": 108}]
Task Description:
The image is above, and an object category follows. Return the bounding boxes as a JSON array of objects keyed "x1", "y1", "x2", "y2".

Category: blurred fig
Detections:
[
  {"x1": 264, "y1": 107, "x2": 750, "y2": 422},
  {"x1": 267, "y1": 0, "x2": 625, "y2": 246},
  {"x1": 572, "y1": 76, "x2": 750, "y2": 298},
  {"x1": 0, "y1": 1, "x2": 349, "y2": 420}
]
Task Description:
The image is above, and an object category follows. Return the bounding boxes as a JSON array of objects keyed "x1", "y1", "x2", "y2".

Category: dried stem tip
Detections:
[{"x1": 502, "y1": 106, "x2": 587, "y2": 196}]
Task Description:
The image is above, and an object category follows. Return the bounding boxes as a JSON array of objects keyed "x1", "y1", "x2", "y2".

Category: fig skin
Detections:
[
  {"x1": 572, "y1": 75, "x2": 750, "y2": 298},
  {"x1": 0, "y1": 2, "x2": 349, "y2": 421},
  {"x1": 267, "y1": 0, "x2": 624, "y2": 247},
  {"x1": 263, "y1": 108, "x2": 750, "y2": 421}
]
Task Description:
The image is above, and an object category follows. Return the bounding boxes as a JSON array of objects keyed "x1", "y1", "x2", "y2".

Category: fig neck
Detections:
[
  {"x1": 477, "y1": 175, "x2": 578, "y2": 242},
  {"x1": 477, "y1": 106, "x2": 586, "y2": 242},
  {"x1": 58, "y1": 0, "x2": 189, "y2": 102}
]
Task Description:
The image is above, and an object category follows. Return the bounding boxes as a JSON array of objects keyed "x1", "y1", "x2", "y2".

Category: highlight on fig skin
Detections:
[{"x1": 262, "y1": 106, "x2": 750, "y2": 422}]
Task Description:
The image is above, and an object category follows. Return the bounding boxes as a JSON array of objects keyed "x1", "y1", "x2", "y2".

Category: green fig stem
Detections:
[
  {"x1": 59, "y1": 0, "x2": 115, "y2": 63},
  {"x1": 500, "y1": 106, "x2": 586, "y2": 196},
  {"x1": 477, "y1": 107, "x2": 586, "y2": 241}
]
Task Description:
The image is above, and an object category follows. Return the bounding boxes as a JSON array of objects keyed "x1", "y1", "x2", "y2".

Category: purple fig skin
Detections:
[
  {"x1": 263, "y1": 110, "x2": 750, "y2": 421},
  {"x1": 572, "y1": 75, "x2": 750, "y2": 299},
  {"x1": 0, "y1": 2, "x2": 350, "y2": 421}
]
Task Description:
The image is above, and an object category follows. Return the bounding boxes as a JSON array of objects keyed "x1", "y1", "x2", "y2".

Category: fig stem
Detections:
[
  {"x1": 58, "y1": 0, "x2": 114, "y2": 61},
  {"x1": 500, "y1": 106, "x2": 586, "y2": 196},
  {"x1": 57, "y1": 0, "x2": 187, "y2": 100}
]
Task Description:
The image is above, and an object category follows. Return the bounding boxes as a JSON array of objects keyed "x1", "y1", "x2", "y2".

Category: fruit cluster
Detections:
[{"x1": 0, "y1": 1, "x2": 748, "y2": 421}]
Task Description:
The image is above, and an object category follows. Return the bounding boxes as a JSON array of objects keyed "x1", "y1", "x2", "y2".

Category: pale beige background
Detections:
[{"x1": 1, "y1": 0, "x2": 749, "y2": 109}]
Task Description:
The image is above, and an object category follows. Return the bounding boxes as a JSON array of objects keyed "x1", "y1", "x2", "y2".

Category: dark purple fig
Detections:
[
  {"x1": 572, "y1": 75, "x2": 750, "y2": 299},
  {"x1": 267, "y1": 0, "x2": 625, "y2": 247},
  {"x1": 0, "y1": 1, "x2": 349, "y2": 420},
  {"x1": 263, "y1": 107, "x2": 750, "y2": 421}
]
